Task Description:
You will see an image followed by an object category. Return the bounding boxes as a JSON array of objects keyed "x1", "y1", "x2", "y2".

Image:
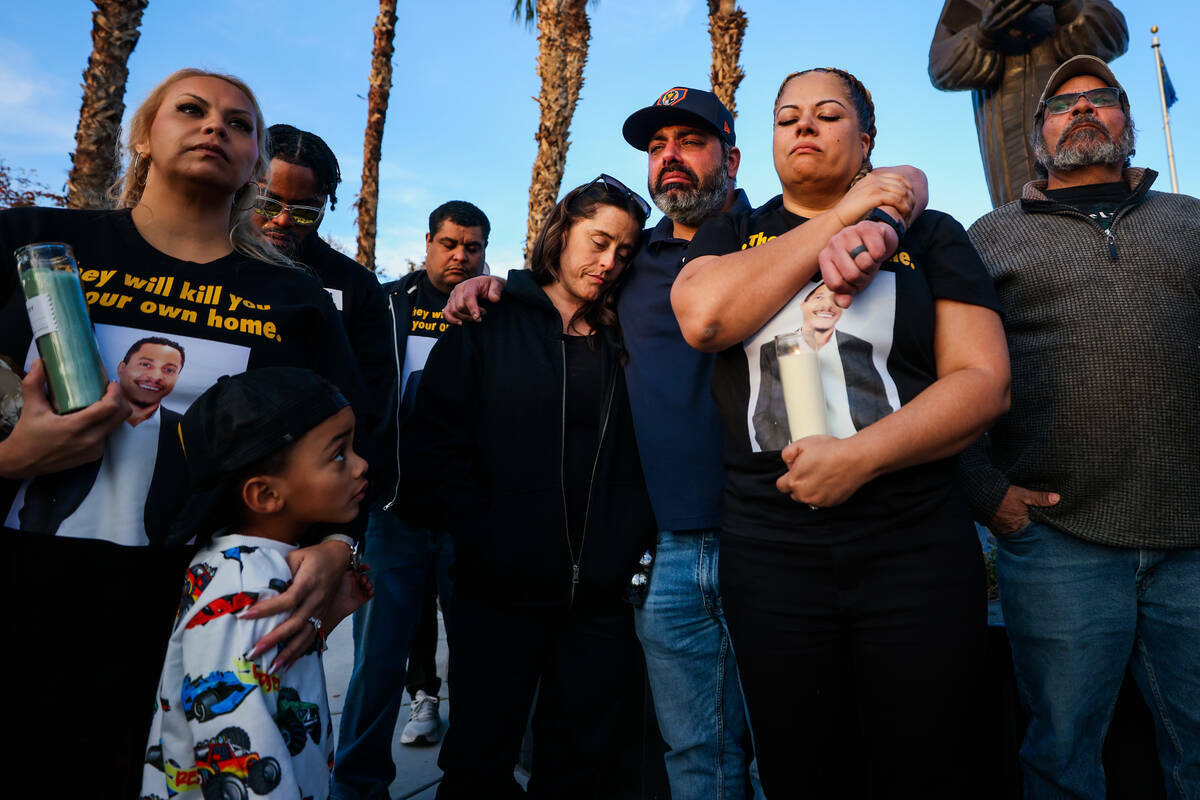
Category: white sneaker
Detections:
[{"x1": 399, "y1": 689, "x2": 442, "y2": 745}]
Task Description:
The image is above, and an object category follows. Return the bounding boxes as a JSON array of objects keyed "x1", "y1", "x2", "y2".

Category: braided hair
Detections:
[
  {"x1": 265, "y1": 124, "x2": 343, "y2": 209},
  {"x1": 774, "y1": 67, "x2": 876, "y2": 186}
]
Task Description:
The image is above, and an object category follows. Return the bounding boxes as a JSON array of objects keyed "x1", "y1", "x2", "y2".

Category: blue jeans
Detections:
[
  {"x1": 634, "y1": 530, "x2": 764, "y2": 800},
  {"x1": 996, "y1": 521, "x2": 1200, "y2": 799},
  {"x1": 332, "y1": 510, "x2": 454, "y2": 800}
]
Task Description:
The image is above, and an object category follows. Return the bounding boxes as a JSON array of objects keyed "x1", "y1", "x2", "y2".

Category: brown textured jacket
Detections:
[{"x1": 960, "y1": 169, "x2": 1200, "y2": 548}]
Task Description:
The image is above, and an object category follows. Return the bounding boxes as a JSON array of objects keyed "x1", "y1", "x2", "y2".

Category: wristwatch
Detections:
[{"x1": 865, "y1": 208, "x2": 905, "y2": 241}]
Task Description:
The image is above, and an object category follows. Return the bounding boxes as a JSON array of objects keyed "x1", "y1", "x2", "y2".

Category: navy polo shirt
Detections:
[{"x1": 618, "y1": 189, "x2": 751, "y2": 532}]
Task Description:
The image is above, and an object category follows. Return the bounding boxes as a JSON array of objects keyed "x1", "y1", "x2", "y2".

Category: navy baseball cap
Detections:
[
  {"x1": 171, "y1": 367, "x2": 349, "y2": 542},
  {"x1": 623, "y1": 87, "x2": 736, "y2": 151}
]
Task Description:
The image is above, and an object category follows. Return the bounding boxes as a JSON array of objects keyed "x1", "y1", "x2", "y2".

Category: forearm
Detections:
[
  {"x1": 0, "y1": 361, "x2": 130, "y2": 479},
  {"x1": 883, "y1": 167, "x2": 928, "y2": 228},
  {"x1": 847, "y1": 364, "x2": 1010, "y2": 483},
  {"x1": 1050, "y1": 0, "x2": 1129, "y2": 61},
  {"x1": 0, "y1": 437, "x2": 34, "y2": 480},
  {"x1": 845, "y1": 299, "x2": 1009, "y2": 482},
  {"x1": 956, "y1": 435, "x2": 1012, "y2": 524},
  {"x1": 672, "y1": 210, "x2": 847, "y2": 351},
  {"x1": 928, "y1": 24, "x2": 1003, "y2": 91}
]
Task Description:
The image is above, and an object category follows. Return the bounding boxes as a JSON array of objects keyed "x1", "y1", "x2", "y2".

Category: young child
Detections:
[{"x1": 141, "y1": 367, "x2": 370, "y2": 800}]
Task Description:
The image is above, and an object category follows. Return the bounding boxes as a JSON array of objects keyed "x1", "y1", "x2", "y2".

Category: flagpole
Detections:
[{"x1": 1151, "y1": 26, "x2": 1180, "y2": 193}]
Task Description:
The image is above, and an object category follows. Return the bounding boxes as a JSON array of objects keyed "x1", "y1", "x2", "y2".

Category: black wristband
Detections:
[{"x1": 865, "y1": 208, "x2": 906, "y2": 241}]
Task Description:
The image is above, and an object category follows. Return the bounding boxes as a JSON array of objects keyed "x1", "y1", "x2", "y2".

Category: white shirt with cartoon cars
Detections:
[{"x1": 141, "y1": 534, "x2": 332, "y2": 800}]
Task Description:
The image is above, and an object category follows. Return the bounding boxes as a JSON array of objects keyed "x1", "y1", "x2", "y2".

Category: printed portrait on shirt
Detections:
[
  {"x1": 747, "y1": 276, "x2": 899, "y2": 453},
  {"x1": 6, "y1": 324, "x2": 251, "y2": 544}
]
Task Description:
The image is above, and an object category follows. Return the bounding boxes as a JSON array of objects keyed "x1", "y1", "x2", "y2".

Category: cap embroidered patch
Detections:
[
  {"x1": 724, "y1": 121, "x2": 731, "y2": 134},
  {"x1": 657, "y1": 88, "x2": 687, "y2": 106}
]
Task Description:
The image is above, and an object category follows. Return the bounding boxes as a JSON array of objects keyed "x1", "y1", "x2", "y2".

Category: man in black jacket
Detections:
[
  {"x1": 253, "y1": 124, "x2": 393, "y2": 439},
  {"x1": 333, "y1": 200, "x2": 489, "y2": 800}
]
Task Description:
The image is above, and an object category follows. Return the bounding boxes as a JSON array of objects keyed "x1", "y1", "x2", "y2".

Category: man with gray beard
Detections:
[
  {"x1": 961, "y1": 55, "x2": 1200, "y2": 798},
  {"x1": 446, "y1": 87, "x2": 763, "y2": 798}
]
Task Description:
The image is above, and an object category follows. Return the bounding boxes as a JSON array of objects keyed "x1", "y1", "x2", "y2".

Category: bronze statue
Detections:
[{"x1": 929, "y1": 0, "x2": 1128, "y2": 207}]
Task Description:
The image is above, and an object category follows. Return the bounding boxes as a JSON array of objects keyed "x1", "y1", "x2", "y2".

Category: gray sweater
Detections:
[{"x1": 961, "y1": 168, "x2": 1200, "y2": 549}]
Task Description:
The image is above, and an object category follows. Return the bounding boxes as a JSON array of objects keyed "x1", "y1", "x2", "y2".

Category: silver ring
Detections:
[
  {"x1": 848, "y1": 245, "x2": 868, "y2": 259},
  {"x1": 307, "y1": 616, "x2": 322, "y2": 632},
  {"x1": 807, "y1": 504, "x2": 819, "y2": 511}
]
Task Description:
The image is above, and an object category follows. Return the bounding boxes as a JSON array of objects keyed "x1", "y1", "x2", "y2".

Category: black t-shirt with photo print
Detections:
[
  {"x1": 0, "y1": 206, "x2": 372, "y2": 546},
  {"x1": 0, "y1": 205, "x2": 373, "y2": 795},
  {"x1": 683, "y1": 196, "x2": 1001, "y2": 543},
  {"x1": 398, "y1": 272, "x2": 451, "y2": 413},
  {"x1": 1043, "y1": 180, "x2": 1131, "y2": 230}
]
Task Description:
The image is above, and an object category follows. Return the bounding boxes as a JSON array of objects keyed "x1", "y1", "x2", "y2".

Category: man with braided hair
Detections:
[{"x1": 253, "y1": 124, "x2": 393, "y2": 461}]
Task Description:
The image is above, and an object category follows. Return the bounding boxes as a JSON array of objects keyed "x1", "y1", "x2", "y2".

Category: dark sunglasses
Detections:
[
  {"x1": 253, "y1": 192, "x2": 325, "y2": 226},
  {"x1": 1041, "y1": 87, "x2": 1123, "y2": 116},
  {"x1": 588, "y1": 173, "x2": 651, "y2": 220}
]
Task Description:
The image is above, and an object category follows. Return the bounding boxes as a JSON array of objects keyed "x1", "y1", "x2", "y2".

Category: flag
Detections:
[{"x1": 1160, "y1": 54, "x2": 1178, "y2": 108}]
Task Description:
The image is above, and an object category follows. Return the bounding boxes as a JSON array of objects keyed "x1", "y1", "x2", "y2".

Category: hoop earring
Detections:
[{"x1": 132, "y1": 152, "x2": 148, "y2": 188}]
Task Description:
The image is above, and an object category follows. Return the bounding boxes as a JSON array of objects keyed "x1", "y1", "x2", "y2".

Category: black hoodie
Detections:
[{"x1": 397, "y1": 269, "x2": 655, "y2": 610}]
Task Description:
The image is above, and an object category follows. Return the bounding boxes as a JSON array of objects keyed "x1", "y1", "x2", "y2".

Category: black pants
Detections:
[
  {"x1": 8, "y1": 532, "x2": 194, "y2": 800},
  {"x1": 436, "y1": 591, "x2": 646, "y2": 800},
  {"x1": 405, "y1": 576, "x2": 443, "y2": 699},
  {"x1": 720, "y1": 497, "x2": 987, "y2": 799}
]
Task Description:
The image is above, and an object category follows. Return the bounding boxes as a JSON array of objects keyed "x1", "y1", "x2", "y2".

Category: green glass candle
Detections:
[{"x1": 16, "y1": 243, "x2": 108, "y2": 413}]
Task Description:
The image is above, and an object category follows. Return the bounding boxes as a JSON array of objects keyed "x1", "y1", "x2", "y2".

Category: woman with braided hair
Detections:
[{"x1": 672, "y1": 67, "x2": 1010, "y2": 795}]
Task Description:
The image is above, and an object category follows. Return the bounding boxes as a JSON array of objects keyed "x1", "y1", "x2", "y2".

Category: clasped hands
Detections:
[
  {"x1": 776, "y1": 435, "x2": 877, "y2": 509},
  {"x1": 822, "y1": 169, "x2": 912, "y2": 308}
]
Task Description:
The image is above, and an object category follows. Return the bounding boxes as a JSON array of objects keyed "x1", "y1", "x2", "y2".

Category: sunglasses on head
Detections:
[
  {"x1": 1041, "y1": 87, "x2": 1123, "y2": 116},
  {"x1": 588, "y1": 173, "x2": 651, "y2": 220},
  {"x1": 252, "y1": 191, "x2": 325, "y2": 226}
]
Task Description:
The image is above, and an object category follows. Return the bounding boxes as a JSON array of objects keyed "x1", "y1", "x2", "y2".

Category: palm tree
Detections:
[
  {"x1": 707, "y1": 0, "x2": 747, "y2": 117},
  {"x1": 355, "y1": 0, "x2": 398, "y2": 272},
  {"x1": 67, "y1": 0, "x2": 148, "y2": 210},
  {"x1": 517, "y1": 0, "x2": 591, "y2": 264}
]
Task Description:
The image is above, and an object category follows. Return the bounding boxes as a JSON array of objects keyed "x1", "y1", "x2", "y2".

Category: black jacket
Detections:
[
  {"x1": 294, "y1": 235, "x2": 395, "y2": 502},
  {"x1": 397, "y1": 269, "x2": 655, "y2": 609},
  {"x1": 294, "y1": 236, "x2": 393, "y2": 430},
  {"x1": 379, "y1": 270, "x2": 428, "y2": 509}
]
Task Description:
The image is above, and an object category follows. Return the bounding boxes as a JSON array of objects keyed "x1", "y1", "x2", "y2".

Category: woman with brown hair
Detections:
[
  {"x1": 672, "y1": 68, "x2": 1011, "y2": 796},
  {"x1": 0, "y1": 68, "x2": 371, "y2": 797},
  {"x1": 398, "y1": 176, "x2": 656, "y2": 799}
]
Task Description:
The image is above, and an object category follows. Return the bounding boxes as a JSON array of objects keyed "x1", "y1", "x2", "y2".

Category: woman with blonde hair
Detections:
[
  {"x1": 672, "y1": 67, "x2": 1010, "y2": 796},
  {"x1": 0, "y1": 68, "x2": 372, "y2": 797}
]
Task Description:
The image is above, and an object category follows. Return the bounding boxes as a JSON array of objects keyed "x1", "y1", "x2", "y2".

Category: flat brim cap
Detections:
[
  {"x1": 170, "y1": 366, "x2": 348, "y2": 543},
  {"x1": 1037, "y1": 54, "x2": 1129, "y2": 116},
  {"x1": 623, "y1": 86, "x2": 735, "y2": 151}
]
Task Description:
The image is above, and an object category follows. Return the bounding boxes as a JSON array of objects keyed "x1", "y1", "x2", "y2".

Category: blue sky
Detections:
[{"x1": 2, "y1": 1, "x2": 1196, "y2": 278}]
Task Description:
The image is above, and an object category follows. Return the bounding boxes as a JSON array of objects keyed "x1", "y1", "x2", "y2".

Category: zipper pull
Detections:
[
  {"x1": 1105, "y1": 229, "x2": 1117, "y2": 261},
  {"x1": 570, "y1": 563, "x2": 580, "y2": 607}
]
